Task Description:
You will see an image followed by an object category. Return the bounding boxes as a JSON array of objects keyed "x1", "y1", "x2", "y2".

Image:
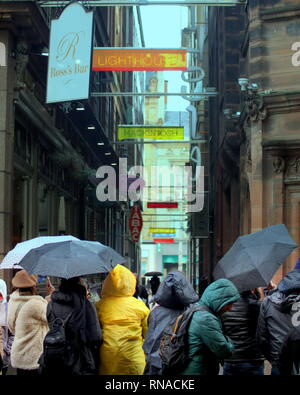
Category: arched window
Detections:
[{"x1": 0, "y1": 42, "x2": 6, "y2": 67}]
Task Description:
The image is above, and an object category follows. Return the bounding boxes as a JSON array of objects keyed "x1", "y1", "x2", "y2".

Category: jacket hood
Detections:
[
  {"x1": 101, "y1": 264, "x2": 136, "y2": 297},
  {"x1": 51, "y1": 283, "x2": 87, "y2": 305},
  {"x1": 268, "y1": 289, "x2": 300, "y2": 313},
  {"x1": 200, "y1": 278, "x2": 240, "y2": 313},
  {"x1": 277, "y1": 270, "x2": 300, "y2": 294},
  {"x1": 153, "y1": 271, "x2": 198, "y2": 309},
  {"x1": 0, "y1": 279, "x2": 7, "y2": 303},
  {"x1": 51, "y1": 291, "x2": 74, "y2": 305}
]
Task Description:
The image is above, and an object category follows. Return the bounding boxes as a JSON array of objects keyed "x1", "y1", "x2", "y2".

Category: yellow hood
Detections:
[{"x1": 101, "y1": 264, "x2": 136, "y2": 297}]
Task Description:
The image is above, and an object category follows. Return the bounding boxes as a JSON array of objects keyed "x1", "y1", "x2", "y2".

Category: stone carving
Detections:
[
  {"x1": 245, "y1": 92, "x2": 267, "y2": 125},
  {"x1": 245, "y1": 129, "x2": 252, "y2": 175},
  {"x1": 15, "y1": 40, "x2": 29, "y2": 90},
  {"x1": 286, "y1": 157, "x2": 300, "y2": 180},
  {"x1": 273, "y1": 156, "x2": 285, "y2": 174}
]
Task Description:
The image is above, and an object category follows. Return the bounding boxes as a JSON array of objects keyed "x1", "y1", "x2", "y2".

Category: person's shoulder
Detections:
[
  {"x1": 192, "y1": 308, "x2": 218, "y2": 326},
  {"x1": 21, "y1": 295, "x2": 47, "y2": 317},
  {"x1": 131, "y1": 297, "x2": 150, "y2": 314}
]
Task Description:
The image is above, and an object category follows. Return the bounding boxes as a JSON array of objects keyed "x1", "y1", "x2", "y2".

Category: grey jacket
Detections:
[
  {"x1": 257, "y1": 270, "x2": 300, "y2": 369},
  {"x1": 142, "y1": 271, "x2": 198, "y2": 375}
]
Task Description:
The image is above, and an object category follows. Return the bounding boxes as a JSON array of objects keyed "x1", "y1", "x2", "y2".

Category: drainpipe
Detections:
[{"x1": 136, "y1": 7, "x2": 145, "y2": 47}]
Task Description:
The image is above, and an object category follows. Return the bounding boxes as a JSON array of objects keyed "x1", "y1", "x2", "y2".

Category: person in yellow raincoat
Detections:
[{"x1": 96, "y1": 264, "x2": 149, "y2": 375}]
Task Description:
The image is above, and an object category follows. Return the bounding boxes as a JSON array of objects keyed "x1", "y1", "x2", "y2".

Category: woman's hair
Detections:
[
  {"x1": 19, "y1": 286, "x2": 37, "y2": 296},
  {"x1": 59, "y1": 277, "x2": 82, "y2": 293}
]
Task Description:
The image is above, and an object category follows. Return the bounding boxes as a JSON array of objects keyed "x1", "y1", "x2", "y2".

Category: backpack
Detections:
[
  {"x1": 39, "y1": 305, "x2": 73, "y2": 371},
  {"x1": 159, "y1": 304, "x2": 211, "y2": 375}
]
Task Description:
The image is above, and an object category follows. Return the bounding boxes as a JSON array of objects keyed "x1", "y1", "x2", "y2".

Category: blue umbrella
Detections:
[
  {"x1": 19, "y1": 240, "x2": 126, "y2": 279},
  {"x1": 213, "y1": 224, "x2": 298, "y2": 292}
]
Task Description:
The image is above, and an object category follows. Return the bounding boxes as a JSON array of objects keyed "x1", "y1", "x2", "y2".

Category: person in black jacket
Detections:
[
  {"x1": 149, "y1": 275, "x2": 160, "y2": 296},
  {"x1": 143, "y1": 271, "x2": 198, "y2": 375},
  {"x1": 257, "y1": 268, "x2": 300, "y2": 375},
  {"x1": 221, "y1": 289, "x2": 265, "y2": 375},
  {"x1": 278, "y1": 324, "x2": 300, "y2": 375},
  {"x1": 133, "y1": 273, "x2": 149, "y2": 306},
  {"x1": 40, "y1": 277, "x2": 102, "y2": 375}
]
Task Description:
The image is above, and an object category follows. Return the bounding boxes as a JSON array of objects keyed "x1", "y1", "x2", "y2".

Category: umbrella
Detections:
[
  {"x1": 213, "y1": 224, "x2": 298, "y2": 292},
  {"x1": 144, "y1": 271, "x2": 163, "y2": 277},
  {"x1": 18, "y1": 240, "x2": 126, "y2": 279},
  {"x1": 0, "y1": 235, "x2": 79, "y2": 269}
]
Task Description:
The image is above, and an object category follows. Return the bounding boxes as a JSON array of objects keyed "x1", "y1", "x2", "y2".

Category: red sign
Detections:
[
  {"x1": 129, "y1": 205, "x2": 143, "y2": 243},
  {"x1": 153, "y1": 239, "x2": 175, "y2": 243},
  {"x1": 147, "y1": 202, "x2": 178, "y2": 209}
]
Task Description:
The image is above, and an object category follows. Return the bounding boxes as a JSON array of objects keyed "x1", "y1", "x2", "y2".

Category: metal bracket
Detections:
[
  {"x1": 39, "y1": 0, "x2": 245, "y2": 7},
  {"x1": 90, "y1": 91, "x2": 218, "y2": 97}
]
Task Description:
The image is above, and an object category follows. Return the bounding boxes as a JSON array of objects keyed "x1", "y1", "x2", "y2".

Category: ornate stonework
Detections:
[
  {"x1": 285, "y1": 157, "x2": 300, "y2": 181},
  {"x1": 245, "y1": 92, "x2": 267, "y2": 125},
  {"x1": 15, "y1": 40, "x2": 29, "y2": 90},
  {"x1": 273, "y1": 156, "x2": 285, "y2": 174}
]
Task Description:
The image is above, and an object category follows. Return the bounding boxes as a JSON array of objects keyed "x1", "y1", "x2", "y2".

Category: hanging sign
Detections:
[
  {"x1": 118, "y1": 126, "x2": 184, "y2": 140},
  {"x1": 152, "y1": 233, "x2": 176, "y2": 238},
  {"x1": 153, "y1": 239, "x2": 175, "y2": 243},
  {"x1": 46, "y1": 2, "x2": 93, "y2": 103},
  {"x1": 92, "y1": 48, "x2": 187, "y2": 71},
  {"x1": 147, "y1": 202, "x2": 178, "y2": 208},
  {"x1": 129, "y1": 205, "x2": 143, "y2": 243},
  {"x1": 149, "y1": 228, "x2": 176, "y2": 234}
]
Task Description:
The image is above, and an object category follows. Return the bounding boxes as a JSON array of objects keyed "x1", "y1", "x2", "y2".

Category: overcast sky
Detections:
[{"x1": 140, "y1": 6, "x2": 189, "y2": 111}]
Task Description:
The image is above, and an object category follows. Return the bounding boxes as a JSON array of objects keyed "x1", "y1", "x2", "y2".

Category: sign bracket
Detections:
[{"x1": 39, "y1": 0, "x2": 245, "y2": 7}]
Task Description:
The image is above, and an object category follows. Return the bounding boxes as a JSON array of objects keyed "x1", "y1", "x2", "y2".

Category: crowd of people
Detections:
[{"x1": 1, "y1": 259, "x2": 300, "y2": 376}]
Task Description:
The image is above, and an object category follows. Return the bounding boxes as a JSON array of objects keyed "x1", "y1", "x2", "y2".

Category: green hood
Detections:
[{"x1": 199, "y1": 278, "x2": 239, "y2": 313}]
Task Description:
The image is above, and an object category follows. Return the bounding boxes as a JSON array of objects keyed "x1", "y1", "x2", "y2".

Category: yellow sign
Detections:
[
  {"x1": 92, "y1": 48, "x2": 187, "y2": 71},
  {"x1": 118, "y1": 126, "x2": 184, "y2": 140},
  {"x1": 149, "y1": 228, "x2": 176, "y2": 234}
]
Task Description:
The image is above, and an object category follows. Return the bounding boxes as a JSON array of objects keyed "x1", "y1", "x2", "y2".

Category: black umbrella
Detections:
[
  {"x1": 19, "y1": 240, "x2": 126, "y2": 279},
  {"x1": 213, "y1": 224, "x2": 297, "y2": 292},
  {"x1": 144, "y1": 271, "x2": 163, "y2": 277}
]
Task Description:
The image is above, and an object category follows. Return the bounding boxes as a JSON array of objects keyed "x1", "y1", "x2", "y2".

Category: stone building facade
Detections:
[{"x1": 206, "y1": 0, "x2": 300, "y2": 282}]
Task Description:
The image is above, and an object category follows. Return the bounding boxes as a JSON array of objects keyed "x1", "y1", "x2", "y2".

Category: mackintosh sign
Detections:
[
  {"x1": 92, "y1": 48, "x2": 187, "y2": 71},
  {"x1": 46, "y1": 2, "x2": 93, "y2": 103},
  {"x1": 118, "y1": 126, "x2": 185, "y2": 140}
]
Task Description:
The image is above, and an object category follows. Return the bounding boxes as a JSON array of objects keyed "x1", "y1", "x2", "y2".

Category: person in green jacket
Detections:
[{"x1": 181, "y1": 278, "x2": 240, "y2": 375}]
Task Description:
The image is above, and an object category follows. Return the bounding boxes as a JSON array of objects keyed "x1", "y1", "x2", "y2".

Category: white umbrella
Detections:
[{"x1": 0, "y1": 235, "x2": 79, "y2": 269}]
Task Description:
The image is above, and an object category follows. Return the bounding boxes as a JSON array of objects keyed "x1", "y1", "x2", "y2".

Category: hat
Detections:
[
  {"x1": 12, "y1": 270, "x2": 37, "y2": 289},
  {"x1": 294, "y1": 257, "x2": 300, "y2": 270}
]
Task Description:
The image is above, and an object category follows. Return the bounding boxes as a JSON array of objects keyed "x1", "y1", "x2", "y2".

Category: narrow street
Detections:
[{"x1": 0, "y1": 0, "x2": 300, "y2": 380}]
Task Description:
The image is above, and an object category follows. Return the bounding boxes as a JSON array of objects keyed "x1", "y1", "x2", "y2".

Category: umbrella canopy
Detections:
[
  {"x1": 144, "y1": 271, "x2": 163, "y2": 277},
  {"x1": 19, "y1": 240, "x2": 126, "y2": 279},
  {"x1": 0, "y1": 235, "x2": 79, "y2": 269},
  {"x1": 213, "y1": 224, "x2": 298, "y2": 292}
]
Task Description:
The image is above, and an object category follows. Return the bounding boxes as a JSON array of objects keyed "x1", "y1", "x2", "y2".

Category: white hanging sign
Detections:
[{"x1": 46, "y1": 2, "x2": 93, "y2": 103}]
